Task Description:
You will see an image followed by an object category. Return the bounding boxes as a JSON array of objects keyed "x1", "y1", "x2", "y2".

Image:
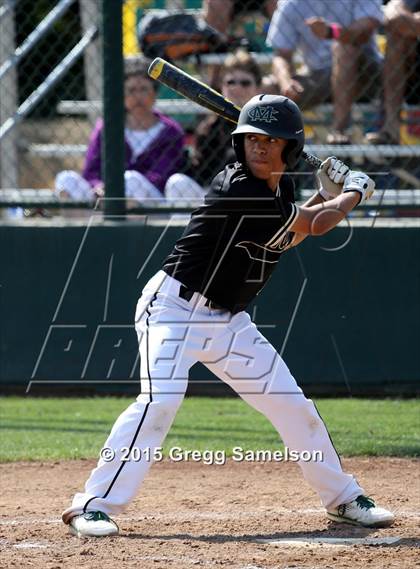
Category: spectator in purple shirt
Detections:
[{"x1": 55, "y1": 58, "x2": 193, "y2": 204}]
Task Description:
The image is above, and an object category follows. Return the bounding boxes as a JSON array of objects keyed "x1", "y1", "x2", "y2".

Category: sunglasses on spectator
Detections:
[
  {"x1": 224, "y1": 78, "x2": 254, "y2": 87},
  {"x1": 125, "y1": 85, "x2": 153, "y2": 95}
]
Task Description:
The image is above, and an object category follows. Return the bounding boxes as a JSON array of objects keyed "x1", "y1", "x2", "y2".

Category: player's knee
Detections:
[
  {"x1": 283, "y1": 396, "x2": 324, "y2": 437},
  {"x1": 153, "y1": 392, "x2": 185, "y2": 429},
  {"x1": 134, "y1": 391, "x2": 185, "y2": 432},
  {"x1": 137, "y1": 389, "x2": 186, "y2": 411},
  {"x1": 155, "y1": 391, "x2": 185, "y2": 408},
  {"x1": 294, "y1": 397, "x2": 325, "y2": 433},
  {"x1": 279, "y1": 393, "x2": 320, "y2": 422}
]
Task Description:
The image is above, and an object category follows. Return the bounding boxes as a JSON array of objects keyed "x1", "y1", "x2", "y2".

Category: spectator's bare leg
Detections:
[
  {"x1": 261, "y1": 74, "x2": 281, "y2": 95},
  {"x1": 383, "y1": 19, "x2": 417, "y2": 141},
  {"x1": 203, "y1": 0, "x2": 233, "y2": 89},
  {"x1": 203, "y1": 0, "x2": 233, "y2": 34},
  {"x1": 331, "y1": 42, "x2": 358, "y2": 138}
]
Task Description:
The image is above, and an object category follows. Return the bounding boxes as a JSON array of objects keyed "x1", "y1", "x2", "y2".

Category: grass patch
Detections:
[{"x1": 0, "y1": 396, "x2": 418, "y2": 462}]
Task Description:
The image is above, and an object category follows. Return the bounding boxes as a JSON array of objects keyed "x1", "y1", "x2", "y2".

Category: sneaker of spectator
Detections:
[
  {"x1": 266, "y1": 0, "x2": 383, "y2": 143},
  {"x1": 365, "y1": 0, "x2": 420, "y2": 145},
  {"x1": 364, "y1": 130, "x2": 400, "y2": 145},
  {"x1": 326, "y1": 130, "x2": 352, "y2": 145}
]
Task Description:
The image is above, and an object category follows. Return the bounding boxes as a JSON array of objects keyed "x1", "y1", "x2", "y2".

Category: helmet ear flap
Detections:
[
  {"x1": 232, "y1": 133, "x2": 245, "y2": 164},
  {"x1": 282, "y1": 140, "x2": 297, "y2": 171}
]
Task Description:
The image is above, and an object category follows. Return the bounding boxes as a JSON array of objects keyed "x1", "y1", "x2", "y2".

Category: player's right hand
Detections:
[
  {"x1": 317, "y1": 156, "x2": 350, "y2": 198},
  {"x1": 343, "y1": 171, "x2": 375, "y2": 203}
]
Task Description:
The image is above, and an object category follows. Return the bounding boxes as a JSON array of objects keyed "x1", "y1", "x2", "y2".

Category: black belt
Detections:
[{"x1": 178, "y1": 284, "x2": 225, "y2": 311}]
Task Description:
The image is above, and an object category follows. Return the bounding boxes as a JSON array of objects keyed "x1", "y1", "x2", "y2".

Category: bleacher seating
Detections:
[
  {"x1": 49, "y1": 100, "x2": 420, "y2": 163},
  {"x1": 9, "y1": 0, "x2": 419, "y2": 211}
]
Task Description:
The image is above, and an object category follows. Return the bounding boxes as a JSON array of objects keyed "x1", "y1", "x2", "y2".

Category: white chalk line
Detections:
[
  {"x1": 259, "y1": 536, "x2": 402, "y2": 547},
  {"x1": 13, "y1": 542, "x2": 48, "y2": 549},
  {"x1": 0, "y1": 507, "x2": 418, "y2": 527},
  {"x1": 0, "y1": 541, "x2": 310, "y2": 569},
  {"x1": 1, "y1": 508, "x2": 318, "y2": 526},
  {"x1": 119, "y1": 554, "x2": 220, "y2": 566}
]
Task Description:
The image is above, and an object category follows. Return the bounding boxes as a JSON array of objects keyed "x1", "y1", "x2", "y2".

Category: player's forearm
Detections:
[
  {"x1": 302, "y1": 192, "x2": 326, "y2": 207},
  {"x1": 292, "y1": 191, "x2": 359, "y2": 236},
  {"x1": 310, "y1": 191, "x2": 360, "y2": 234},
  {"x1": 290, "y1": 191, "x2": 333, "y2": 246}
]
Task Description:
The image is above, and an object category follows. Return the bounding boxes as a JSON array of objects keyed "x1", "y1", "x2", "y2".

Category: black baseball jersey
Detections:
[{"x1": 162, "y1": 163, "x2": 298, "y2": 313}]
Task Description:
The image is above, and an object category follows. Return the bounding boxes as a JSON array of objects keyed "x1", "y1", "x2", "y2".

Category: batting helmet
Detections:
[{"x1": 231, "y1": 94, "x2": 305, "y2": 170}]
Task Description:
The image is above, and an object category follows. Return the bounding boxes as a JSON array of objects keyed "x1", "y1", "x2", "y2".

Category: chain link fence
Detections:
[
  {"x1": 0, "y1": 1, "x2": 99, "y2": 194},
  {"x1": 0, "y1": 0, "x2": 419, "y2": 216}
]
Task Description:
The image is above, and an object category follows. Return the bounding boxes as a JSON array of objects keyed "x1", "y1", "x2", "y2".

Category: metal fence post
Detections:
[
  {"x1": 0, "y1": 1, "x2": 18, "y2": 193},
  {"x1": 101, "y1": 0, "x2": 125, "y2": 217},
  {"x1": 80, "y1": 0, "x2": 102, "y2": 125}
]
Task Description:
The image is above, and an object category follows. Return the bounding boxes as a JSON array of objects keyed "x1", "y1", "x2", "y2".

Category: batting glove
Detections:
[
  {"x1": 343, "y1": 171, "x2": 375, "y2": 204},
  {"x1": 317, "y1": 156, "x2": 350, "y2": 200}
]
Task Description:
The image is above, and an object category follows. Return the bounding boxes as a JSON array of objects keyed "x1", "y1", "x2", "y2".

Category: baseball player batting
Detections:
[{"x1": 62, "y1": 95, "x2": 394, "y2": 537}]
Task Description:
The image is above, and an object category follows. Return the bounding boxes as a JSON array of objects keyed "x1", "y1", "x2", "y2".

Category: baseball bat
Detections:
[{"x1": 148, "y1": 57, "x2": 322, "y2": 170}]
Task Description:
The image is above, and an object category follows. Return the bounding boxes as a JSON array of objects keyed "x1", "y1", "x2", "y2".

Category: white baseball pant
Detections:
[{"x1": 62, "y1": 271, "x2": 363, "y2": 523}]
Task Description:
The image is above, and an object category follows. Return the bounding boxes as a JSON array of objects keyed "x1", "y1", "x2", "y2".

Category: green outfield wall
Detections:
[{"x1": 1, "y1": 220, "x2": 419, "y2": 395}]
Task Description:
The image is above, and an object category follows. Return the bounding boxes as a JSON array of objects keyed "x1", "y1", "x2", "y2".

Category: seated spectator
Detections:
[
  {"x1": 203, "y1": 0, "x2": 276, "y2": 38},
  {"x1": 185, "y1": 49, "x2": 261, "y2": 190},
  {"x1": 55, "y1": 58, "x2": 194, "y2": 205},
  {"x1": 366, "y1": 0, "x2": 420, "y2": 144},
  {"x1": 203, "y1": 0, "x2": 276, "y2": 88},
  {"x1": 266, "y1": 0, "x2": 383, "y2": 144}
]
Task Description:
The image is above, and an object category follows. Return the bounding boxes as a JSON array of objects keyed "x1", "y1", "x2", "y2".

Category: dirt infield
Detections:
[{"x1": 0, "y1": 457, "x2": 418, "y2": 569}]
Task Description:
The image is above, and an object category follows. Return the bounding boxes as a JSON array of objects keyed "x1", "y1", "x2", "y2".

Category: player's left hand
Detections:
[
  {"x1": 317, "y1": 156, "x2": 350, "y2": 198},
  {"x1": 343, "y1": 171, "x2": 375, "y2": 203}
]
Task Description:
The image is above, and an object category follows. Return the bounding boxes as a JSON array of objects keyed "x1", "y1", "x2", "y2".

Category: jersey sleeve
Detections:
[
  {"x1": 205, "y1": 164, "x2": 247, "y2": 205},
  {"x1": 279, "y1": 173, "x2": 296, "y2": 204},
  {"x1": 207, "y1": 165, "x2": 298, "y2": 246},
  {"x1": 274, "y1": 172, "x2": 297, "y2": 225},
  {"x1": 206, "y1": 164, "x2": 270, "y2": 209},
  {"x1": 270, "y1": 174, "x2": 298, "y2": 247}
]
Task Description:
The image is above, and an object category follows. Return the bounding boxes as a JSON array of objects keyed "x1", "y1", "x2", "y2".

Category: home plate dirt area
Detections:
[{"x1": 0, "y1": 458, "x2": 418, "y2": 569}]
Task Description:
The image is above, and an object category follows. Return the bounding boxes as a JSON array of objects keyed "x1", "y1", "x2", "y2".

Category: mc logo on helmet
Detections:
[{"x1": 247, "y1": 105, "x2": 279, "y2": 123}]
